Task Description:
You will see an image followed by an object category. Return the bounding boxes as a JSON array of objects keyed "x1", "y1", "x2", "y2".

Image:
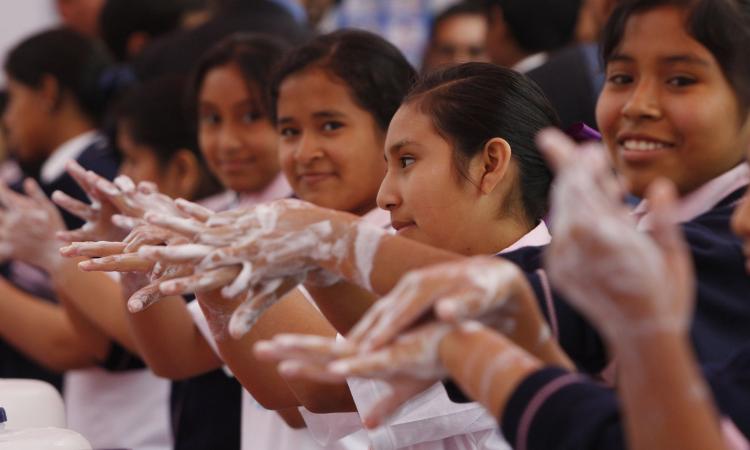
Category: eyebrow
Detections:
[
  {"x1": 276, "y1": 110, "x2": 346, "y2": 125},
  {"x1": 312, "y1": 110, "x2": 346, "y2": 119},
  {"x1": 387, "y1": 139, "x2": 421, "y2": 156},
  {"x1": 608, "y1": 53, "x2": 711, "y2": 67}
]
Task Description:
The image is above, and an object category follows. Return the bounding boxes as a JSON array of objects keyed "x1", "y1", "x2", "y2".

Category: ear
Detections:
[
  {"x1": 38, "y1": 74, "x2": 61, "y2": 113},
  {"x1": 477, "y1": 137, "x2": 512, "y2": 195},
  {"x1": 488, "y1": 5, "x2": 509, "y2": 39},
  {"x1": 164, "y1": 149, "x2": 201, "y2": 199},
  {"x1": 126, "y1": 32, "x2": 150, "y2": 59}
]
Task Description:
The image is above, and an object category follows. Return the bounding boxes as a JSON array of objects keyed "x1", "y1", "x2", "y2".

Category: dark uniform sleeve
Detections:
[{"x1": 501, "y1": 367, "x2": 625, "y2": 450}]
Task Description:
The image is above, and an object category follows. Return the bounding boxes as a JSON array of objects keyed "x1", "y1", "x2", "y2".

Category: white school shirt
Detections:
[{"x1": 299, "y1": 215, "x2": 554, "y2": 449}]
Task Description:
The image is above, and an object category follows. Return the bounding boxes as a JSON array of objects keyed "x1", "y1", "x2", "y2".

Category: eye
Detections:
[
  {"x1": 242, "y1": 111, "x2": 262, "y2": 123},
  {"x1": 606, "y1": 73, "x2": 633, "y2": 85},
  {"x1": 322, "y1": 121, "x2": 343, "y2": 132},
  {"x1": 279, "y1": 127, "x2": 300, "y2": 138},
  {"x1": 667, "y1": 76, "x2": 697, "y2": 87},
  {"x1": 399, "y1": 156, "x2": 415, "y2": 169},
  {"x1": 199, "y1": 112, "x2": 220, "y2": 126}
]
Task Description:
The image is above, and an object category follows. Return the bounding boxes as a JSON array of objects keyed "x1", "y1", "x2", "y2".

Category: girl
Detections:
[
  {"x1": 0, "y1": 28, "x2": 172, "y2": 449},
  {"x1": 85, "y1": 62, "x2": 568, "y2": 447},
  {"x1": 317, "y1": 0, "x2": 750, "y2": 377},
  {"x1": 63, "y1": 33, "x2": 368, "y2": 450}
]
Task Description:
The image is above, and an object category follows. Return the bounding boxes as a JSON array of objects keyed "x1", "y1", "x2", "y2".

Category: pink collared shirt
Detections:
[
  {"x1": 500, "y1": 221, "x2": 552, "y2": 254},
  {"x1": 200, "y1": 173, "x2": 294, "y2": 212},
  {"x1": 634, "y1": 163, "x2": 750, "y2": 231}
]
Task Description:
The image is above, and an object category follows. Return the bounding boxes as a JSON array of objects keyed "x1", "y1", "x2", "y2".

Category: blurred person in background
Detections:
[
  {"x1": 420, "y1": 1, "x2": 489, "y2": 73},
  {"x1": 55, "y1": 0, "x2": 104, "y2": 37}
]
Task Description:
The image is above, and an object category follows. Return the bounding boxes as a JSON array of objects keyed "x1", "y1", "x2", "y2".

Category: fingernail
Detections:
[
  {"x1": 328, "y1": 361, "x2": 350, "y2": 374},
  {"x1": 279, "y1": 360, "x2": 302, "y2": 376}
]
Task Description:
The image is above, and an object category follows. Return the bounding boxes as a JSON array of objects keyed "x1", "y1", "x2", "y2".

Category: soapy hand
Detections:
[
  {"x1": 0, "y1": 178, "x2": 67, "y2": 273},
  {"x1": 538, "y1": 128, "x2": 694, "y2": 346},
  {"x1": 255, "y1": 323, "x2": 453, "y2": 428},
  {"x1": 136, "y1": 199, "x2": 388, "y2": 336},
  {"x1": 346, "y1": 257, "x2": 553, "y2": 362}
]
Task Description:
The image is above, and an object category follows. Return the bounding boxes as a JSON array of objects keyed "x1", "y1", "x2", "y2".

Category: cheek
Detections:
[{"x1": 278, "y1": 143, "x2": 296, "y2": 182}]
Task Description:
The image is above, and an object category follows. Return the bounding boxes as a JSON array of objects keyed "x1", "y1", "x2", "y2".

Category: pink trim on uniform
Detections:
[
  {"x1": 516, "y1": 373, "x2": 585, "y2": 450},
  {"x1": 535, "y1": 269, "x2": 558, "y2": 340},
  {"x1": 722, "y1": 418, "x2": 750, "y2": 450}
]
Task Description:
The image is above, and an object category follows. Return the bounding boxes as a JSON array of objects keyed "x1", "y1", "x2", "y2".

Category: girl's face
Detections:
[
  {"x1": 116, "y1": 121, "x2": 166, "y2": 192},
  {"x1": 377, "y1": 103, "x2": 489, "y2": 255},
  {"x1": 2, "y1": 77, "x2": 53, "y2": 168},
  {"x1": 198, "y1": 63, "x2": 280, "y2": 193},
  {"x1": 596, "y1": 6, "x2": 750, "y2": 197},
  {"x1": 277, "y1": 67, "x2": 386, "y2": 215}
]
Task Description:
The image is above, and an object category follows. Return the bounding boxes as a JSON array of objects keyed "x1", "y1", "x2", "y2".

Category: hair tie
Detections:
[{"x1": 564, "y1": 122, "x2": 601, "y2": 142}]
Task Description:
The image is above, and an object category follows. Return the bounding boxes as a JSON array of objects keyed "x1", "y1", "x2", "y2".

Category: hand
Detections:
[
  {"x1": 256, "y1": 324, "x2": 452, "y2": 428},
  {"x1": 53, "y1": 161, "x2": 130, "y2": 243},
  {"x1": 0, "y1": 178, "x2": 67, "y2": 272},
  {"x1": 347, "y1": 257, "x2": 555, "y2": 365},
  {"x1": 134, "y1": 199, "x2": 386, "y2": 334},
  {"x1": 538, "y1": 129, "x2": 694, "y2": 347}
]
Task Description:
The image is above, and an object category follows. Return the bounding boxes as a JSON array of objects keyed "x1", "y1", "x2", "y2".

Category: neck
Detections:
[
  {"x1": 47, "y1": 113, "x2": 95, "y2": 153},
  {"x1": 464, "y1": 215, "x2": 533, "y2": 256}
]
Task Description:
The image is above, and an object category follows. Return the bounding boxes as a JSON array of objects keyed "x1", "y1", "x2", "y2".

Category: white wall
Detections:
[{"x1": 0, "y1": 0, "x2": 60, "y2": 87}]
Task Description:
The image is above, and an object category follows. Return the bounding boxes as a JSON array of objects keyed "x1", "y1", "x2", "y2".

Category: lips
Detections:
[
  {"x1": 616, "y1": 134, "x2": 676, "y2": 163},
  {"x1": 298, "y1": 172, "x2": 335, "y2": 185},
  {"x1": 390, "y1": 220, "x2": 416, "y2": 233}
]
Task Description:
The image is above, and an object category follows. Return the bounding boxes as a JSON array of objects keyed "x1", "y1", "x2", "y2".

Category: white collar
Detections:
[
  {"x1": 40, "y1": 130, "x2": 101, "y2": 183},
  {"x1": 634, "y1": 163, "x2": 750, "y2": 231},
  {"x1": 512, "y1": 52, "x2": 548, "y2": 74},
  {"x1": 500, "y1": 220, "x2": 551, "y2": 254}
]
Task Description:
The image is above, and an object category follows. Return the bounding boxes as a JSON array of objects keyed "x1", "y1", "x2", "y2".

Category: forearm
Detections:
[
  {"x1": 616, "y1": 334, "x2": 726, "y2": 450},
  {"x1": 51, "y1": 257, "x2": 139, "y2": 354},
  {"x1": 304, "y1": 281, "x2": 377, "y2": 334},
  {"x1": 439, "y1": 324, "x2": 542, "y2": 420},
  {"x1": 126, "y1": 296, "x2": 222, "y2": 379},
  {"x1": 0, "y1": 277, "x2": 99, "y2": 371},
  {"x1": 207, "y1": 287, "x2": 355, "y2": 413}
]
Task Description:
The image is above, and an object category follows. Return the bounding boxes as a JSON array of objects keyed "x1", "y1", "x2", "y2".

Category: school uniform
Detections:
[
  {"x1": 511, "y1": 163, "x2": 750, "y2": 375},
  {"x1": 492, "y1": 342, "x2": 750, "y2": 450},
  {"x1": 0, "y1": 131, "x2": 173, "y2": 449}
]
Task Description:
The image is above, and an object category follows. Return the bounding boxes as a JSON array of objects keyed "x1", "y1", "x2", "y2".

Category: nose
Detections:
[
  {"x1": 376, "y1": 170, "x2": 400, "y2": 211},
  {"x1": 621, "y1": 77, "x2": 662, "y2": 121},
  {"x1": 294, "y1": 131, "x2": 324, "y2": 165},
  {"x1": 217, "y1": 122, "x2": 242, "y2": 155},
  {"x1": 731, "y1": 194, "x2": 750, "y2": 242}
]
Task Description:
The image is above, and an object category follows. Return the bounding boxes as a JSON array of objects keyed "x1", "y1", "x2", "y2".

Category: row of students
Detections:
[
  {"x1": 45, "y1": 0, "x2": 750, "y2": 449},
  {"x1": 2, "y1": 1, "x2": 749, "y2": 449}
]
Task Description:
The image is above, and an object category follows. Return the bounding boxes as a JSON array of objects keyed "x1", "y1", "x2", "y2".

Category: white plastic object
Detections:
[
  {"x1": 0, "y1": 379, "x2": 66, "y2": 428},
  {"x1": 0, "y1": 426, "x2": 93, "y2": 450}
]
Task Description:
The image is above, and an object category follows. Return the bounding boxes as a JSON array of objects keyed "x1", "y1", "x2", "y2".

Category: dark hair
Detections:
[
  {"x1": 114, "y1": 75, "x2": 220, "y2": 198},
  {"x1": 187, "y1": 33, "x2": 289, "y2": 126},
  {"x1": 115, "y1": 75, "x2": 197, "y2": 164},
  {"x1": 99, "y1": 0, "x2": 190, "y2": 61},
  {"x1": 602, "y1": 0, "x2": 750, "y2": 111},
  {"x1": 4, "y1": 27, "x2": 114, "y2": 122},
  {"x1": 485, "y1": 0, "x2": 582, "y2": 53},
  {"x1": 406, "y1": 62, "x2": 559, "y2": 223},
  {"x1": 270, "y1": 29, "x2": 417, "y2": 132},
  {"x1": 429, "y1": 1, "x2": 486, "y2": 41}
]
